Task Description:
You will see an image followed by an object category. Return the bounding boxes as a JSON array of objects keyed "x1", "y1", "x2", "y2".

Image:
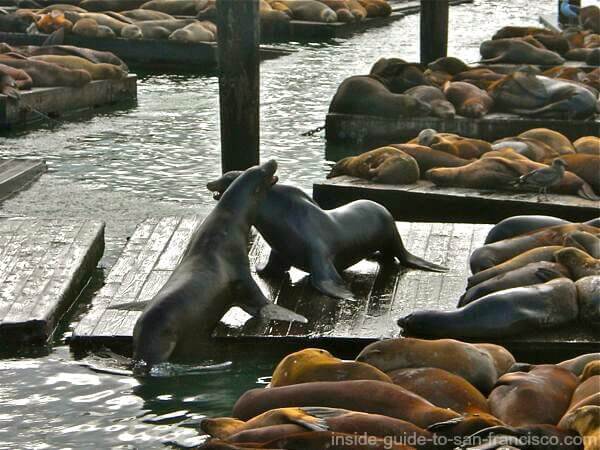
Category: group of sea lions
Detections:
[
  {"x1": 399, "y1": 215, "x2": 600, "y2": 339},
  {"x1": 483, "y1": 5, "x2": 600, "y2": 66},
  {"x1": 198, "y1": 340, "x2": 600, "y2": 450},
  {"x1": 327, "y1": 127, "x2": 600, "y2": 201},
  {"x1": 329, "y1": 56, "x2": 600, "y2": 120}
]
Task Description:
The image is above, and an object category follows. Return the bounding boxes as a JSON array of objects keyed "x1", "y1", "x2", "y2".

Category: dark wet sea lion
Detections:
[
  {"x1": 427, "y1": 56, "x2": 470, "y2": 76},
  {"x1": 576, "y1": 276, "x2": 600, "y2": 327},
  {"x1": 559, "y1": 354, "x2": 600, "y2": 376},
  {"x1": 492, "y1": 25, "x2": 552, "y2": 39},
  {"x1": 458, "y1": 261, "x2": 569, "y2": 306},
  {"x1": 231, "y1": 380, "x2": 460, "y2": 428},
  {"x1": 389, "y1": 143, "x2": 472, "y2": 173},
  {"x1": 554, "y1": 247, "x2": 600, "y2": 280},
  {"x1": 442, "y1": 80, "x2": 493, "y2": 118},
  {"x1": 247, "y1": 431, "x2": 415, "y2": 450},
  {"x1": 120, "y1": 8, "x2": 175, "y2": 20},
  {"x1": 426, "y1": 413, "x2": 505, "y2": 439},
  {"x1": 398, "y1": 278, "x2": 578, "y2": 339},
  {"x1": 480, "y1": 38, "x2": 565, "y2": 65},
  {"x1": 469, "y1": 223, "x2": 598, "y2": 273},
  {"x1": 489, "y1": 365, "x2": 577, "y2": 427},
  {"x1": 387, "y1": 367, "x2": 489, "y2": 414},
  {"x1": 0, "y1": 13, "x2": 34, "y2": 33},
  {"x1": 0, "y1": 56, "x2": 91, "y2": 87},
  {"x1": 270, "y1": 348, "x2": 392, "y2": 387},
  {"x1": 404, "y1": 85, "x2": 456, "y2": 119},
  {"x1": 207, "y1": 174, "x2": 446, "y2": 299},
  {"x1": 112, "y1": 161, "x2": 305, "y2": 370},
  {"x1": 356, "y1": 338, "x2": 499, "y2": 393}
]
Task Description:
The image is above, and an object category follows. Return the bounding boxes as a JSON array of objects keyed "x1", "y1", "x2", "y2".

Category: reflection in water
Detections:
[{"x1": 0, "y1": 1, "x2": 555, "y2": 447}]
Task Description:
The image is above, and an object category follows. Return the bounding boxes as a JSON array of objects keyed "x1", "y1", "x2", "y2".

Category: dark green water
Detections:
[{"x1": 0, "y1": 1, "x2": 558, "y2": 447}]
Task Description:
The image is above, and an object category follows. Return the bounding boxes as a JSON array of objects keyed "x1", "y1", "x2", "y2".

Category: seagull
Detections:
[
  {"x1": 514, "y1": 158, "x2": 568, "y2": 201},
  {"x1": 560, "y1": 0, "x2": 580, "y2": 23}
]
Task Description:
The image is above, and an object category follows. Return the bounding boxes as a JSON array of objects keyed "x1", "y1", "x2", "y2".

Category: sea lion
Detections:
[
  {"x1": 492, "y1": 25, "x2": 553, "y2": 40},
  {"x1": 559, "y1": 406, "x2": 600, "y2": 450},
  {"x1": 369, "y1": 58, "x2": 431, "y2": 93},
  {"x1": 28, "y1": 45, "x2": 127, "y2": 71},
  {"x1": 326, "y1": 147, "x2": 420, "y2": 184},
  {"x1": 120, "y1": 9, "x2": 175, "y2": 20},
  {"x1": 29, "y1": 55, "x2": 126, "y2": 80},
  {"x1": 389, "y1": 143, "x2": 472, "y2": 173},
  {"x1": 398, "y1": 278, "x2": 579, "y2": 339},
  {"x1": 270, "y1": 348, "x2": 392, "y2": 387},
  {"x1": 121, "y1": 18, "x2": 197, "y2": 39},
  {"x1": 574, "y1": 136, "x2": 600, "y2": 156},
  {"x1": 488, "y1": 71, "x2": 597, "y2": 119},
  {"x1": 72, "y1": 18, "x2": 105, "y2": 38},
  {"x1": 0, "y1": 13, "x2": 34, "y2": 33},
  {"x1": 492, "y1": 137, "x2": 560, "y2": 162},
  {"x1": 559, "y1": 354, "x2": 600, "y2": 376},
  {"x1": 571, "y1": 375, "x2": 600, "y2": 409},
  {"x1": 345, "y1": 0, "x2": 366, "y2": 20},
  {"x1": 111, "y1": 161, "x2": 305, "y2": 371},
  {"x1": 140, "y1": 0, "x2": 207, "y2": 15},
  {"x1": 465, "y1": 424, "x2": 583, "y2": 450},
  {"x1": 452, "y1": 67, "x2": 505, "y2": 90},
  {"x1": 480, "y1": 38, "x2": 565, "y2": 65},
  {"x1": 279, "y1": 0, "x2": 337, "y2": 22},
  {"x1": 0, "y1": 63, "x2": 32, "y2": 89},
  {"x1": 386, "y1": 367, "x2": 489, "y2": 414},
  {"x1": 458, "y1": 261, "x2": 569, "y2": 307},
  {"x1": 0, "y1": 71, "x2": 20, "y2": 99},
  {"x1": 581, "y1": 361, "x2": 600, "y2": 382},
  {"x1": 404, "y1": 85, "x2": 456, "y2": 119},
  {"x1": 469, "y1": 223, "x2": 599, "y2": 273},
  {"x1": 207, "y1": 174, "x2": 446, "y2": 299},
  {"x1": 168, "y1": 21, "x2": 214, "y2": 43},
  {"x1": 356, "y1": 337, "x2": 499, "y2": 393},
  {"x1": 0, "y1": 57, "x2": 91, "y2": 87},
  {"x1": 79, "y1": 0, "x2": 149, "y2": 11},
  {"x1": 427, "y1": 56, "x2": 471, "y2": 77},
  {"x1": 558, "y1": 154, "x2": 600, "y2": 194},
  {"x1": 357, "y1": 0, "x2": 391, "y2": 17},
  {"x1": 318, "y1": 0, "x2": 354, "y2": 22},
  {"x1": 39, "y1": 4, "x2": 87, "y2": 12},
  {"x1": 475, "y1": 343, "x2": 516, "y2": 378},
  {"x1": 554, "y1": 247, "x2": 600, "y2": 280},
  {"x1": 583, "y1": 68, "x2": 600, "y2": 92},
  {"x1": 580, "y1": 5, "x2": 600, "y2": 33},
  {"x1": 64, "y1": 11, "x2": 132, "y2": 34},
  {"x1": 442, "y1": 80, "x2": 493, "y2": 118},
  {"x1": 519, "y1": 128, "x2": 575, "y2": 155},
  {"x1": 231, "y1": 380, "x2": 460, "y2": 428},
  {"x1": 576, "y1": 276, "x2": 600, "y2": 327},
  {"x1": 414, "y1": 130, "x2": 492, "y2": 159}
]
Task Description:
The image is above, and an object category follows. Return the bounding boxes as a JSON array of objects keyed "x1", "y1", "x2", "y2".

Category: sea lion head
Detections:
[
  {"x1": 132, "y1": 305, "x2": 179, "y2": 373},
  {"x1": 121, "y1": 24, "x2": 143, "y2": 39},
  {"x1": 396, "y1": 311, "x2": 433, "y2": 335},
  {"x1": 407, "y1": 96, "x2": 432, "y2": 116},
  {"x1": 370, "y1": 58, "x2": 430, "y2": 93},
  {"x1": 427, "y1": 56, "x2": 470, "y2": 76},
  {"x1": 581, "y1": 361, "x2": 600, "y2": 382},
  {"x1": 206, "y1": 170, "x2": 243, "y2": 200},
  {"x1": 200, "y1": 417, "x2": 246, "y2": 439},
  {"x1": 554, "y1": 247, "x2": 596, "y2": 279},
  {"x1": 320, "y1": 9, "x2": 338, "y2": 23},
  {"x1": 417, "y1": 128, "x2": 438, "y2": 147},
  {"x1": 335, "y1": 8, "x2": 354, "y2": 23},
  {"x1": 559, "y1": 405, "x2": 600, "y2": 439}
]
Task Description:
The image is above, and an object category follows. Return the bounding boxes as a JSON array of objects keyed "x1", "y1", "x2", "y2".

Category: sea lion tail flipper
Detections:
[
  {"x1": 107, "y1": 300, "x2": 150, "y2": 311},
  {"x1": 298, "y1": 407, "x2": 350, "y2": 420},
  {"x1": 577, "y1": 184, "x2": 600, "y2": 201},
  {"x1": 42, "y1": 27, "x2": 65, "y2": 46},
  {"x1": 401, "y1": 251, "x2": 449, "y2": 272},
  {"x1": 256, "y1": 303, "x2": 307, "y2": 324},
  {"x1": 535, "y1": 267, "x2": 563, "y2": 282}
]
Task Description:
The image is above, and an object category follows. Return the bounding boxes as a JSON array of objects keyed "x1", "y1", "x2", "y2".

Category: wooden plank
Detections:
[
  {"x1": 0, "y1": 76, "x2": 137, "y2": 129},
  {"x1": 325, "y1": 113, "x2": 600, "y2": 145},
  {"x1": 420, "y1": 0, "x2": 449, "y2": 65},
  {"x1": 0, "y1": 159, "x2": 47, "y2": 201},
  {"x1": 0, "y1": 218, "x2": 104, "y2": 344},
  {"x1": 313, "y1": 177, "x2": 600, "y2": 224}
]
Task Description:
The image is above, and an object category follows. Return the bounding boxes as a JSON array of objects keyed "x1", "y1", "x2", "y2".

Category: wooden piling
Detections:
[
  {"x1": 558, "y1": 0, "x2": 581, "y2": 25},
  {"x1": 217, "y1": 0, "x2": 261, "y2": 173},
  {"x1": 420, "y1": 0, "x2": 449, "y2": 65}
]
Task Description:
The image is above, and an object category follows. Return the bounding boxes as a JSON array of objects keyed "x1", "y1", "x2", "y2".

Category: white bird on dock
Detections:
[{"x1": 514, "y1": 158, "x2": 568, "y2": 201}]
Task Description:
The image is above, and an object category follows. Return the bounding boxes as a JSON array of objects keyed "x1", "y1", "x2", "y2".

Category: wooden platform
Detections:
[
  {"x1": 0, "y1": 159, "x2": 46, "y2": 201},
  {"x1": 0, "y1": 75, "x2": 137, "y2": 129},
  {"x1": 313, "y1": 177, "x2": 599, "y2": 223},
  {"x1": 0, "y1": 218, "x2": 104, "y2": 345},
  {"x1": 0, "y1": 32, "x2": 290, "y2": 72},
  {"x1": 325, "y1": 112, "x2": 600, "y2": 145},
  {"x1": 539, "y1": 14, "x2": 562, "y2": 34},
  {"x1": 68, "y1": 216, "x2": 598, "y2": 359}
]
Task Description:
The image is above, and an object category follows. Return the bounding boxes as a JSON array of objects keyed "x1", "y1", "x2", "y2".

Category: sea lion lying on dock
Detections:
[
  {"x1": 279, "y1": 0, "x2": 338, "y2": 22},
  {"x1": 413, "y1": 129, "x2": 492, "y2": 159},
  {"x1": 557, "y1": 154, "x2": 600, "y2": 194},
  {"x1": 480, "y1": 38, "x2": 565, "y2": 65},
  {"x1": 72, "y1": 18, "x2": 116, "y2": 38},
  {"x1": 27, "y1": 45, "x2": 127, "y2": 71},
  {"x1": 492, "y1": 137, "x2": 559, "y2": 162},
  {"x1": 0, "y1": 63, "x2": 32, "y2": 89},
  {"x1": 442, "y1": 80, "x2": 493, "y2": 118},
  {"x1": 168, "y1": 21, "x2": 214, "y2": 43},
  {"x1": 576, "y1": 276, "x2": 600, "y2": 328},
  {"x1": 0, "y1": 56, "x2": 91, "y2": 87},
  {"x1": 519, "y1": 128, "x2": 575, "y2": 155},
  {"x1": 574, "y1": 136, "x2": 600, "y2": 156},
  {"x1": 121, "y1": 18, "x2": 197, "y2": 39},
  {"x1": 318, "y1": 0, "x2": 354, "y2": 22},
  {"x1": 140, "y1": 0, "x2": 208, "y2": 16},
  {"x1": 404, "y1": 85, "x2": 456, "y2": 119},
  {"x1": 389, "y1": 143, "x2": 472, "y2": 173},
  {"x1": 120, "y1": 9, "x2": 175, "y2": 20},
  {"x1": 79, "y1": 0, "x2": 149, "y2": 11},
  {"x1": 207, "y1": 172, "x2": 446, "y2": 299},
  {"x1": 110, "y1": 161, "x2": 305, "y2": 371},
  {"x1": 29, "y1": 54, "x2": 126, "y2": 80}
]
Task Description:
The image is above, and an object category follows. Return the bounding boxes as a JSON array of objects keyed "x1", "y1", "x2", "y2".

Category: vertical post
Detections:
[
  {"x1": 420, "y1": 0, "x2": 449, "y2": 65},
  {"x1": 558, "y1": 0, "x2": 581, "y2": 26},
  {"x1": 217, "y1": 0, "x2": 260, "y2": 173}
]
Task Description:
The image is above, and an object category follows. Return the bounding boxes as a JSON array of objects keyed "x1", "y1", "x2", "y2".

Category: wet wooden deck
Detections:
[
  {"x1": 0, "y1": 75, "x2": 137, "y2": 129},
  {"x1": 325, "y1": 113, "x2": 600, "y2": 145},
  {"x1": 0, "y1": 159, "x2": 47, "y2": 201},
  {"x1": 0, "y1": 218, "x2": 104, "y2": 344},
  {"x1": 312, "y1": 177, "x2": 599, "y2": 223}
]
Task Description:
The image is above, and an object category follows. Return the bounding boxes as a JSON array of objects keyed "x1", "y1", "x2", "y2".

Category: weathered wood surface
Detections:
[
  {"x1": 0, "y1": 75, "x2": 137, "y2": 129},
  {"x1": 313, "y1": 177, "x2": 600, "y2": 223},
  {"x1": 70, "y1": 216, "x2": 205, "y2": 350},
  {"x1": 0, "y1": 218, "x2": 104, "y2": 344},
  {"x1": 0, "y1": 159, "x2": 47, "y2": 201},
  {"x1": 0, "y1": 32, "x2": 289, "y2": 72},
  {"x1": 420, "y1": 0, "x2": 448, "y2": 65},
  {"x1": 325, "y1": 112, "x2": 600, "y2": 144}
]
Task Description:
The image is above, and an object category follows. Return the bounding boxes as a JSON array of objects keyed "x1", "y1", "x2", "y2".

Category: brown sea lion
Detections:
[
  {"x1": 369, "y1": 58, "x2": 431, "y2": 93},
  {"x1": 168, "y1": 21, "x2": 214, "y2": 43},
  {"x1": 442, "y1": 80, "x2": 493, "y2": 118},
  {"x1": 489, "y1": 365, "x2": 578, "y2": 427},
  {"x1": 345, "y1": 0, "x2": 366, "y2": 20},
  {"x1": 559, "y1": 354, "x2": 600, "y2": 376},
  {"x1": 326, "y1": 147, "x2": 420, "y2": 184},
  {"x1": 576, "y1": 276, "x2": 600, "y2": 327},
  {"x1": 279, "y1": 0, "x2": 338, "y2": 22},
  {"x1": 357, "y1": 0, "x2": 391, "y2": 17},
  {"x1": 356, "y1": 337, "x2": 499, "y2": 393},
  {"x1": 458, "y1": 261, "x2": 569, "y2": 306},
  {"x1": 427, "y1": 413, "x2": 505, "y2": 439},
  {"x1": 226, "y1": 424, "x2": 306, "y2": 444},
  {"x1": 27, "y1": 45, "x2": 127, "y2": 71},
  {"x1": 64, "y1": 11, "x2": 132, "y2": 34},
  {"x1": 427, "y1": 56, "x2": 471, "y2": 76},
  {"x1": 29, "y1": 55, "x2": 126, "y2": 80},
  {"x1": 386, "y1": 367, "x2": 489, "y2": 414},
  {"x1": 492, "y1": 25, "x2": 552, "y2": 39},
  {"x1": 71, "y1": 18, "x2": 113, "y2": 38},
  {"x1": 452, "y1": 67, "x2": 505, "y2": 90},
  {"x1": 414, "y1": 130, "x2": 492, "y2": 159},
  {"x1": 318, "y1": 0, "x2": 354, "y2": 22},
  {"x1": 0, "y1": 57, "x2": 91, "y2": 87},
  {"x1": 581, "y1": 361, "x2": 600, "y2": 382},
  {"x1": 557, "y1": 154, "x2": 600, "y2": 194},
  {"x1": 574, "y1": 136, "x2": 600, "y2": 156},
  {"x1": 121, "y1": 18, "x2": 197, "y2": 39},
  {"x1": 0, "y1": 63, "x2": 32, "y2": 89},
  {"x1": 474, "y1": 343, "x2": 516, "y2": 377},
  {"x1": 140, "y1": 0, "x2": 207, "y2": 15},
  {"x1": 554, "y1": 247, "x2": 600, "y2": 280},
  {"x1": 388, "y1": 143, "x2": 471, "y2": 174},
  {"x1": 253, "y1": 431, "x2": 416, "y2": 450},
  {"x1": 39, "y1": 4, "x2": 87, "y2": 12},
  {"x1": 571, "y1": 375, "x2": 600, "y2": 409},
  {"x1": 480, "y1": 38, "x2": 565, "y2": 65},
  {"x1": 465, "y1": 424, "x2": 583, "y2": 450},
  {"x1": 559, "y1": 406, "x2": 600, "y2": 450},
  {"x1": 231, "y1": 380, "x2": 460, "y2": 428},
  {"x1": 398, "y1": 278, "x2": 579, "y2": 339},
  {"x1": 79, "y1": 0, "x2": 149, "y2": 11},
  {"x1": 492, "y1": 137, "x2": 559, "y2": 162},
  {"x1": 519, "y1": 128, "x2": 575, "y2": 155},
  {"x1": 270, "y1": 348, "x2": 392, "y2": 387},
  {"x1": 564, "y1": 231, "x2": 600, "y2": 259},
  {"x1": 484, "y1": 215, "x2": 578, "y2": 245},
  {"x1": 404, "y1": 85, "x2": 456, "y2": 119},
  {"x1": 120, "y1": 9, "x2": 175, "y2": 20},
  {"x1": 469, "y1": 223, "x2": 599, "y2": 273},
  {"x1": 543, "y1": 66, "x2": 587, "y2": 83}
]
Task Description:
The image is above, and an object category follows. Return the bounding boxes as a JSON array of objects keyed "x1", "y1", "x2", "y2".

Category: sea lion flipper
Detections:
[
  {"x1": 107, "y1": 300, "x2": 150, "y2": 311},
  {"x1": 42, "y1": 28, "x2": 65, "y2": 46},
  {"x1": 577, "y1": 184, "x2": 600, "y2": 201},
  {"x1": 256, "y1": 249, "x2": 291, "y2": 277},
  {"x1": 401, "y1": 252, "x2": 449, "y2": 272},
  {"x1": 535, "y1": 267, "x2": 562, "y2": 282},
  {"x1": 310, "y1": 259, "x2": 354, "y2": 299},
  {"x1": 257, "y1": 303, "x2": 308, "y2": 324}
]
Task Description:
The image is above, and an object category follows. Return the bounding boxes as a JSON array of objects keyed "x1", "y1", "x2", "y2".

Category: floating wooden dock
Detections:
[
  {"x1": 69, "y1": 216, "x2": 597, "y2": 359},
  {"x1": 0, "y1": 218, "x2": 104, "y2": 345},
  {"x1": 313, "y1": 177, "x2": 599, "y2": 223},
  {"x1": 325, "y1": 112, "x2": 600, "y2": 145},
  {"x1": 0, "y1": 32, "x2": 290, "y2": 72},
  {"x1": 0, "y1": 75, "x2": 137, "y2": 129},
  {"x1": 0, "y1": 159, "x2": 46, "y2": 201}
]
